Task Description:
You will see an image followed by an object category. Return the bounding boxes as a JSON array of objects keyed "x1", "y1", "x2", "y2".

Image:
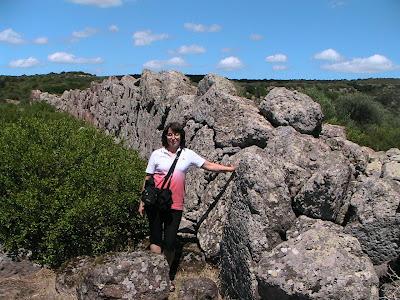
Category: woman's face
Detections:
[{"x1": 166, "y1": 128, "x2": 181, "y2": 149}]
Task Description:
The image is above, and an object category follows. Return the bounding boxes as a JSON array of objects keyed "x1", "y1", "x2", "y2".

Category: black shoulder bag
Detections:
[{"x1": 142, "y1": 150, "x2": 182, "y2": 210}]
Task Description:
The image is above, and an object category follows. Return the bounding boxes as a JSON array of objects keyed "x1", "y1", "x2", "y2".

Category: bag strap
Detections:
[{"x1": 161, "y1": 149, "x2": 182, "y2": 190}]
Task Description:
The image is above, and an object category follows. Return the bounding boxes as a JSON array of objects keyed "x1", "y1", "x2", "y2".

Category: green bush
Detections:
[
  {"x1": 335, "y1": 94, "x2": 384, "y2": 125},
  {"x1": 0, "y1": 102, "x2": 147, "y2": 267},
  {"x1": 346, "y1": 120, "x2": 400, "y2": 151},
  {"x1": 0, "y1": 72, "x2": 106, "y2": 103},
  {"x1": 302, "y1": 87, "x2": 336, "y2": 121}
]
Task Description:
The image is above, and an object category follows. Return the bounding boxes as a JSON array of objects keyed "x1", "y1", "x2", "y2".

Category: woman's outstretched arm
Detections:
[{"x1": 201, "y1": 161, "x2": 236, "y2": 173}]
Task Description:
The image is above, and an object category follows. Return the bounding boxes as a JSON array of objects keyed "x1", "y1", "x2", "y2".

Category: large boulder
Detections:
[
  {"x1": 192, "y1": 86, "x2": 274, "y2": 149},
  {"x1": 196, "y1": 151, "x2": 245, "y2": 259},
  {"x1": 220, "y1": 146, "x2": 296, "y2": 300},
  {"x1": 292, "y1": 160, "x2": 353, "y2": 224},
  {"x1": 320, "y1": 123, "x2": 346, "y2": 140},
  {"x1": 382, "y1": 148, "x2": 400, "y2": 181},
  {"x1": 324, "y1": 137, "x2": 369, "y2": 174},
  {"x1": 56, "y1": 251, "x2": 170, "y2": 300},
  {"x1": 196, "y1": 73, "x2": 237, "y2": 96},
  {"x1": 259, "y1": 87, "x2": 323, "y2": 136},
  {"x1": 178, "y1": 277, "x2": 218, "y2": 300},
  {"x1": 344, "y1": 177, "x2": 400, "y2": 265},
  {"x1": 256, "y1": 217, "x2": 379, "y2": 300}
]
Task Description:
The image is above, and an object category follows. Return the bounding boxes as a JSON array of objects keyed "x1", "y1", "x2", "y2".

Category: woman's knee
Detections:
[{"x1": 150, "y1": 243, "x2": 162, "y2": 254}]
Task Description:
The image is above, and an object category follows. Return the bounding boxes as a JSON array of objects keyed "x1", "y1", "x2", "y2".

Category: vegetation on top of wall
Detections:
[{"x1": 0, "y1": 72, "x2": 107, "y2": 103}]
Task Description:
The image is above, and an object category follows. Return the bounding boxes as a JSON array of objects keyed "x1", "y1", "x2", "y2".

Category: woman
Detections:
[{"x1": 138, "y1": 122, "x2": 235, "y2": 287}]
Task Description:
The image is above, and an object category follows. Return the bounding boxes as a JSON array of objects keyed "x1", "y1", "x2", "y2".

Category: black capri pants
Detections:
[{"x1": 145, "y1": 206, "x2": 182, "y2": 251}]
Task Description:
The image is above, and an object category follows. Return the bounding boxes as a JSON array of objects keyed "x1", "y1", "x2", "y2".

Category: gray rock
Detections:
[
  {"x1": 325, "y1": 137, "x2": 369, "y2": 174},
  {"x1": 264, "y1": 126, "x2": 348, "y2": 198},
  {"x1": 345, "y1": 216, "x2": 400, "y2": 266},
  {"x1": 56, "y1": 251, "x2": 170, "y2": 300},
  {"x1": 56, "y1": 256, "x2": 95, "y2": 296},
  {"x1": 256, "y1": 221, "x2": 379, "y2": 300},
  {"x1": 286, "y1": 215, "x2": 343, "y2": 240},
  {"x1": 386, "y1": 148, "x2": 400, "y2": 161},
  {"x1": 197, "y1": 73, "x2": 237, "y2": 96},
  {"x1": 344, "y1": 177, "x2": 400, "y2": 265},
  {"x1": 140, "y1": 69, "x2": 196, "y2": 105},
  {"x1": 293, "y1": 161, "x2": 353, "y2": 224},
  {"x1": 196, "y1": 172, "x2": 234, "y2": 259},
  {"x1": 178, "y1": 277, "x2": 218, "y2": 300},
  {"x1": 220, "y1": 146, "x2": 296, "y2": 300},
  {"x1": 345, "y1": 177, "x2": 400, "y2": 224},
  {"x1": 76, "y1": 251, "x2": 170, "y2": 300},
  {"x1": 365, "y1": 150, "x2": 386, "y2": 177},
  {"x1": 320, "y1": 123, "x2": 346, "y2": 139},
  {"x1": 193, "y1": 89, "x2": 274, "y2": 149},
  {"x1": 260, "y1": 87, "x2": 323, "y2": 136},
  {"x1": 382, "y1": 161, "x2": 400, "y2": 181}
]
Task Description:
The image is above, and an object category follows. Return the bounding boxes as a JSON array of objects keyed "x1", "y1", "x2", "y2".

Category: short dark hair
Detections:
[{"x1": 162, "y1": 122, "x2": 186, "y2": 148}]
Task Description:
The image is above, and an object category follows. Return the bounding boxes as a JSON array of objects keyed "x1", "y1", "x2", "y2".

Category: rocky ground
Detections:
[
  {"x1": 0, "y1": 239, "x2": 221, "y2": 300},
  {"x1": 0, "y1": 247, "x2": 73, "y2": 300}
]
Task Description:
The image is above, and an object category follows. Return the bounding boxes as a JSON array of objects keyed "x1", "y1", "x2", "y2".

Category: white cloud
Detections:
[
  {"x1": 72, "y1": 27, "x2": 98, "y2": 39},
  {"x1": 250, "y1": 33, "x2": 263, "y2": 41},
  {"x1": 109, "y1": 25, "x2": 119, "y2": 32},
  {"x1": 133, "y1": 30, "x2": 169, "y2": 46},
  {"x1": 143, "y1": 60, "x2": 163, "y2": 70},
  {"x1": 0, "y1": 28, "x2": 24, "y2": 44},
  {"x1": 48, "y1": 52, "x2": 103, "y2": 64},
  {"x1": 9, "y1": 57, "x2": 39, "y2": 68},
  {"x1": 34, "y1": 37, "x2": 48, "y2": 44},
  {"x1": 272, "y1": 65, "x2": 287, "y2": 71},
  {"x1": 143, "y1": 56, "x2": 187, "y2": 70},
  {"x1": 168, "y1": 57, "x2": 186, "y2": 66},
  {"x1": 322, "y1": 54, "x2": 397, "y2": 73},
  {"x1": 177, "y1": 44, "x2": 205, "y2": 55},
  {"x1": 330, "y1": 0, "x2": 345, "y2": 8},
  {"x1": 265, "y1": 54, "x2": 287, "y2": 63},
  {"x1": 68, "y1": 0, "x2": 122, "y2": 8},
  {"x1": 314, "y1": 48, "x2": 342, "y2": 61},
  {"x1": 184, "y1": 23, "x2": 221, "y2": 32},
  {"x1": 217, "y1": 56, "x2": 243, "y2": 71}
]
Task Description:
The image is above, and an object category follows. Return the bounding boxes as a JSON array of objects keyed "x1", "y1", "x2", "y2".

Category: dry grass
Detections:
[
  {"x1": 380, "y1": 265, "x2": 400, "y2": 300},
  {"x1": 168, "y1": 263, "x2": 222, "y2": 300}
]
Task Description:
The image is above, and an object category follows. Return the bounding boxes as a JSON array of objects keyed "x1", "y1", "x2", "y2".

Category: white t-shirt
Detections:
[{"x1": 145, "y1": 147, "x2": 206, "y2": 210}]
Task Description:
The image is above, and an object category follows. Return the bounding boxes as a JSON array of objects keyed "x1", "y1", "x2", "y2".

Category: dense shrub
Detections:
[
  {"x1": 346, "y1": 119, "x2": 400, "y2": 151},
  {"x1": 302, "y1": 87, "x2": 336, "y2": 121},
  {"x1": 0, "y1": 102, "x2": 147, "y2": 267},
  {"x1": 0, "y1": 72, "x2": 106, "y2": 103},
  {"x1": 335, "y1": 94, "x2": 384, "y2": 125}
]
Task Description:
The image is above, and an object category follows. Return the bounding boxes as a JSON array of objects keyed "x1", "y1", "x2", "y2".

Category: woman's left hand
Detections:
[{"x1": 138, "y1": 201, "x2": 145, "y2": 217}]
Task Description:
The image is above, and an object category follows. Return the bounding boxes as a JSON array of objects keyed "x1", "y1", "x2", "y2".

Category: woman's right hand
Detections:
[{"x1": 138, "y1": 201, "x2": 145, "y2": 217}]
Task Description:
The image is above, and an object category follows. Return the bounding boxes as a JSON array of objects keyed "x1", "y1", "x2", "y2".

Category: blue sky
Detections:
[{"x1": 1, "y1": 0, "x2": 399, "y2": 79}]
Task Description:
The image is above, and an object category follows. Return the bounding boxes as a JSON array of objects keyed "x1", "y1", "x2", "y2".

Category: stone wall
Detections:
[{"x1": 32, "y1": 70, "x2": 400, "y2": 299}]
